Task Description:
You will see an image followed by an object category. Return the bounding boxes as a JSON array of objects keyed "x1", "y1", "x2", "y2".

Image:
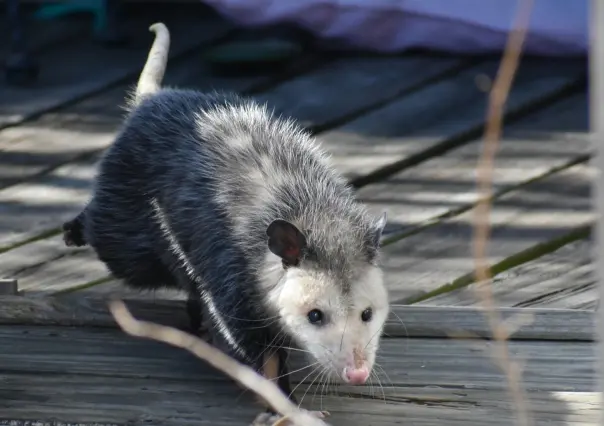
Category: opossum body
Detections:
[{"x1": 64, "y1": 23, "x2": 391, "y2": 410}]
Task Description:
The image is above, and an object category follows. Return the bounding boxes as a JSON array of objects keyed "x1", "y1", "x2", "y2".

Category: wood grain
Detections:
[
  {"x1": 0, "y1": 61, "x2": 587, "y2": 298},
  {"x1": 0, "y1": 53, "x2": 297, "y2": 253},
  {"x1": 422, "y1": 238, "x2": 597, "y2": 310},
  {"x1": 253, "y1": 54, "x2": 466, "y2": 130},
  {"x1": 0, "y1": 55, "x2": 462, "y2": 220},
  {"x1": 0, "y1": 54, "x2": 463, "y2": 192},
  {"x1": 357, "y1": 90, "x2": 589, "y2": 238},
  {"x1": 0, "y1": 57, "x2": 467, "y2": 294},
  {"x1": 0, "y1": 324, "x2": 594, "y2": 391},
  {"x1": 380, "y1": 162, "x2": 594, "y2": 303},
  {"x1": 1, "y1": 373, "x2": 597, "y2": 425},
  {"x1": 0, "y1": 323, "x2": 595, "y2": 426},
  {"x1": 0, "y1": 6, "x2": 232, "y2": 128},
  {"x1": 0, "y1": 295, "x2": 593, "y2": 340},
  {"x1": 323, "y1": 57, "x2": 586, "y2": 182}
]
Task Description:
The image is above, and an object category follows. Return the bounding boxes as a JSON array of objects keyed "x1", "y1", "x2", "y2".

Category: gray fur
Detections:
[
  {"x1": 80, "y1": 90, "x2": 385, "y2": 360},
  {"x1": 63, "y1": 23, "x2": 388, "y2": 403}
]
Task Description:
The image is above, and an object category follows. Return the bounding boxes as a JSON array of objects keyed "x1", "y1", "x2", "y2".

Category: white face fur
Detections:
[{"x1": 265, "y1": 258, "x2": 390, "y2": 385}]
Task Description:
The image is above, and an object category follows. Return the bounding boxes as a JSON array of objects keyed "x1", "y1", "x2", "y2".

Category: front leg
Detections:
[
  {"x1": 262, "y1": 349, "x2": 295, "y2": 410},
  {"x1": 276, "y1": 348, "x2": 296, "y2": 404},
  {"x1": 207, "y1": 330, "x2": 329, "y2": 423},
  {"x1": 186, "y1": 288, "x2": 203, "y2": 334},
  {"x1": 260, "y1": 349, "x2": 328, "y2": 420},
  {"x1": 172, "y1": 269, "x2": 206, "y2": 338}
]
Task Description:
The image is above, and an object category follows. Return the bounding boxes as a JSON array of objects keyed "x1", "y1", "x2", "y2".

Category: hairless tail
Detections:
[{"x1": 132, "y1": 22, "x2": 171, "y2": 105}]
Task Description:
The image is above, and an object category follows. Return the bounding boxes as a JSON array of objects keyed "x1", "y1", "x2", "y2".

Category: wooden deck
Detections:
[{"x1": 0, "y1": 4, "x2": 597, "y2": 425}]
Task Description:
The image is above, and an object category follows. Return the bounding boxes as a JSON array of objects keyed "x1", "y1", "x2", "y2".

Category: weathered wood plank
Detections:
[
  {"x1": 322, "y1": 57, "x2": 586, "y2": 182},
  {"x1": 0, "y1": 325, "x2": 595, "y2": 392},
  {"x1": 379, "y1": 162, "x2": 594, "y2": 303},
  {"x1": 0, "y1": 52, "x2": 300, "y2": 251},
  {"x1": 0, "y1": 57, "x2": 285, "y2": 190},
  {"x1": 1, "y1": 373, "x2": 598, "y2": 425},
  {"x1": 0, "y1": 5, "x2": 233, "y2": 128},
  {"x1": 0, "y1": 151, "x2": 591, "y2": 301},
  {"x1": 357, "y1": 90, "x2": 589, "y2": 238},
  {"x1": 383, "y1": 305, "x2": 595, "y2": 341},
  {"x1": 422, "y1": 238, "x2": 597, "y2": 310},
  {"x1": 0, "y1": 54, "x2": 464, "y2": 191},
  {"x1": 0, "y1": 58, "x2": 471, "y2": 294},
  {"x1": 253, "y1": 54, "x2": 470, "y2": 130},
  {"x1": 0, "y1": 61, "x2": 586, "y2": 298},
  {"x1": 0, "y1": 295, "x2": 593, "y2": 340}
]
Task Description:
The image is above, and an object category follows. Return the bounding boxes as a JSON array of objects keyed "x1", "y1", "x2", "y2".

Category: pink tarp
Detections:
[{"x1": 200, "y1": 0, "x2": 588, "y2": 56}]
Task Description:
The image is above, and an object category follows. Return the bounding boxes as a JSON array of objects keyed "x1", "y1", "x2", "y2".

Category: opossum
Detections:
[{"x1": 63, "y1": 22, "x2": 390, "y2": 412}]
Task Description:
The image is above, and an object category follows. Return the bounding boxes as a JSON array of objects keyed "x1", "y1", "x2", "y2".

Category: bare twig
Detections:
[
  {"x1": 108, "y1": 299, "x2": 330, "y2": 426},
  {"x1": 472, "y1": 1, "x2": 535, "y2": 426}
]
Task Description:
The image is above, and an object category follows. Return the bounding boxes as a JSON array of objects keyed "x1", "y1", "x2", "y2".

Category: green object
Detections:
[{"x1": 34, "y1": 0, "x2": 107, "y2": 34}]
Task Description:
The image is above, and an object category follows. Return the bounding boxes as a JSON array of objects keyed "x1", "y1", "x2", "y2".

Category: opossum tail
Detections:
[
  {"x1": 129, "y1": 22, "x2": 171, "y2": 107},
  {"x1": 63, "y1": 25, "x2": 171, "y2": 249}
]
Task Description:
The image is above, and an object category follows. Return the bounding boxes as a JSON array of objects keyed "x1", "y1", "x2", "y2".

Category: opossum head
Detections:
[{"x1": 264, "y1": 212, "x2": 389, "y2": 386}]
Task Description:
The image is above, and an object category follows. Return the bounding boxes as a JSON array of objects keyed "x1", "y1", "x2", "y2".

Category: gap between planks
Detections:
[
  {"x1": 0, "y1": 55, "x2": 480, "y2": 291},
  {"x1": 88, "y1": 89, "x2": 594, "y2": 306},
  {"x1": 423, "y1": 236, "x2": 597, "y2": 310},
  {"x1": 382, "y1": 161, "x2": 594, "y2": 304},
  {"x1": 360, "y1": 90, "x2": 590, "y2": 242},
  {"x1": 0, "y1": 295, "x2": 594, "y2": 341},
  {"x1": 0, "y1": 53, "x2": 472, "y2": 192},
  {"x1": 340, "y1": 87, "x2": 593, "y2": 305}
]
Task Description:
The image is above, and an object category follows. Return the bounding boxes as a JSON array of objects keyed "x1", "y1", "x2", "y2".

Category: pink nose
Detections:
[{"x1": 344, "y1": 366, "x2": 369, "y2": 384}]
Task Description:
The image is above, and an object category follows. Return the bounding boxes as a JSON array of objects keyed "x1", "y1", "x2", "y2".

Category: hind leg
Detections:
[{"x1": 170, "y1": 267, "x2": 209, "y2": 339}]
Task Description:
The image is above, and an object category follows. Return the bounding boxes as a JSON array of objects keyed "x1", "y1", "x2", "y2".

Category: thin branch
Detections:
[
  {"x1": 472, "y1": 1, "x2": 535, "y2": 426},
  {"x1": 108, "y1": 299, "x2": 330, "y2": 426}
]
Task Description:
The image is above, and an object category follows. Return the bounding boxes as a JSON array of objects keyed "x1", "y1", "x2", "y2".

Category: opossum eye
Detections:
[
  {"x1": 361, "y1": 308, "x2": 373, "y2": 322},
  {"x1": 307, "y1": 309, "x2": 324, "y2": 325}
]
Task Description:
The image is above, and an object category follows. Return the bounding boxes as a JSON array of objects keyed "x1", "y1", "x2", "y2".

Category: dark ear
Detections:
[{"x1": 266, "y1": 219, "x2": 307, "y2": 266}]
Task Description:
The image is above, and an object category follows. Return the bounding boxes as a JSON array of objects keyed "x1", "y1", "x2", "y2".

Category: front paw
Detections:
[
  {"x1": 305, "y1": 410, "x2": 330, "y2": 418},
  {"x1": 251, "y1": 412, "x2": 282, "y2": 426},
  {"x1": 251, "y1": 410, "x2": 330, "y2": 426}
]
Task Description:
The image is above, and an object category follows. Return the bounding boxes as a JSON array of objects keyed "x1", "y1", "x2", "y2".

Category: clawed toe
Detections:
[
  {"x1": 306, "y1": 410, "x2": 330, "y2": 418},
  {"x1": 251, "y1": 409, "x2": 330, "y2": 426},
  {"x1": 251, "y1": 412, "x2": 282, "y2": 426}
]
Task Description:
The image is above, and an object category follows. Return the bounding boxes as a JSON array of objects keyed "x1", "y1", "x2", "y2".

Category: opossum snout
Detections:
[
  {"x1": 342, "y1": 365, "x2": 369, "y2": 385},
  {"x1": 340, "y1": 347, "x2": 370, "y2": 384}
]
